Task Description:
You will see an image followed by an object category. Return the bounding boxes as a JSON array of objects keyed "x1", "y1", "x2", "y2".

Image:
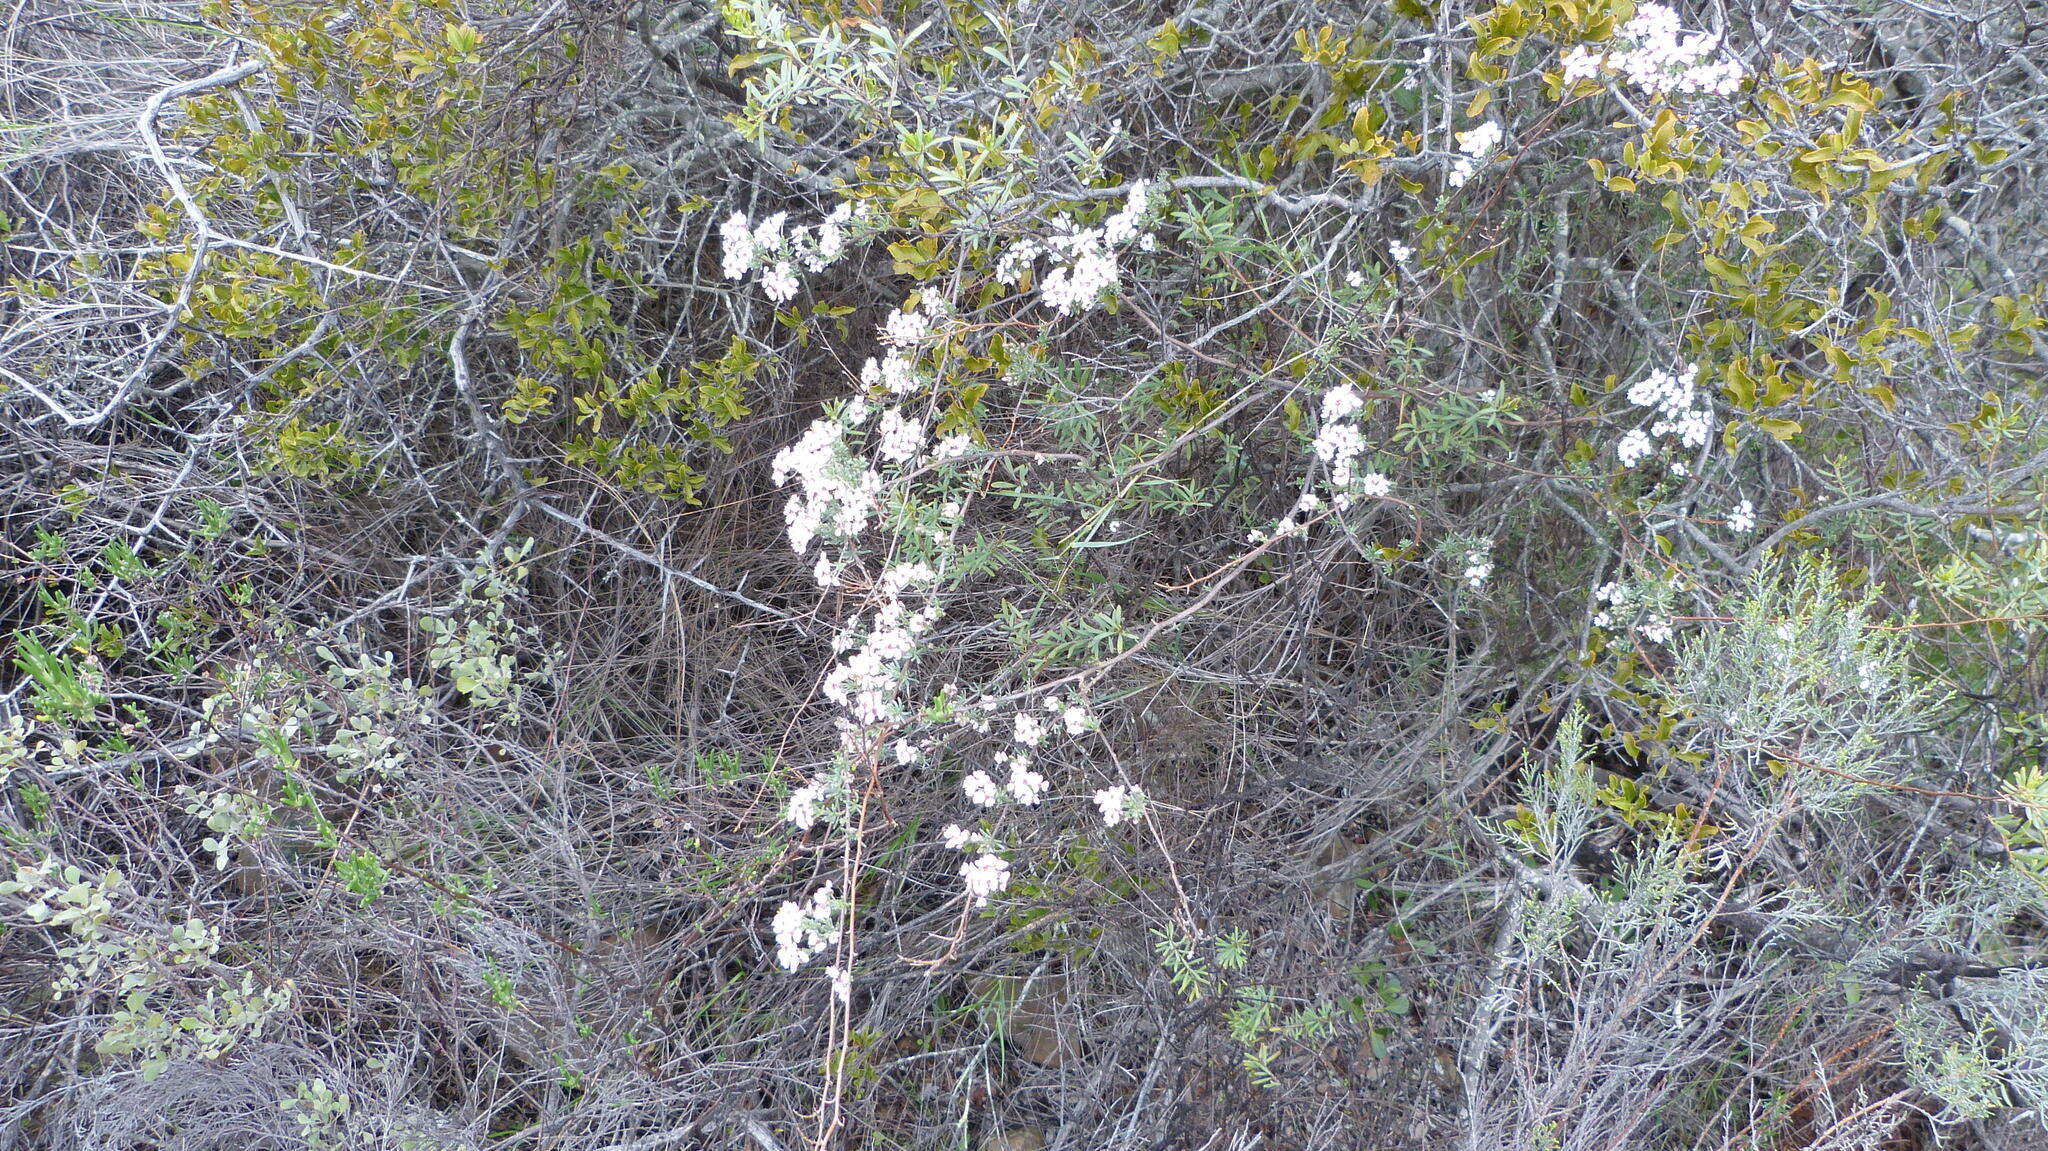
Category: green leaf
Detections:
[{"x1": 1757, "y1": 416, "x2": 1802, "y2": 442}]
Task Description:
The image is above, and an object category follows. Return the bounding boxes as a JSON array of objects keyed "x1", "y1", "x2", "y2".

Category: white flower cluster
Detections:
[
  {"x1": 959, "y1": 854, "x2": 1011, "y2": 906},
  {"x1": 1093, "y1": 784, "x2": 1148, "y2": 828},
  {"x1": 1006, "y1": 757, "x2": 1049, "y2": 804},
  {"x1": 720, "y1": 201, "x2": 866, "y2": 303},
  {"x1": 961, "y1": 757, "x2": 1047, "y2": 808},
  {"x1": 1560, "y1": 3, "x2": 1745, "y2": 98},
  {"x1": 1461, "y1": 542, "x2": 1495, "y2": 589},
  {"x1": 771, "y1": 416, "x2": 884, "y2": 557},
  {"x1": 848, "y1": 297, "x2": 954, "y2": 406},
  {"x1": 1729, "y1": 497, "x2": 1756, "y2": 534},
  {"x1": 874, "y1": 407, "x2": 925, "y2": 464},
  {"x1": 963, "y1": 768, "x2": 1001, "y2": 807},
  {"x1": 942, "y1": 824, "x2": 996, "y2": 851},
  {"x1": 930, "y1": 691, "x2": 1100, "y2": 908},
  {"x1": 784, "y1": 775, "x2": 837, "y2": 831},
  {"x1": 823, "y1": 563, "x2": 942, "y2": 725},
  {"x1": 1592, "y1": 578, "x2": 1674, "y2": 642},
  {"x1": 1052, "y1": 695, "x2": 1094, "y2": 737},
  {"x1": 1013, "y1": 711, "x2": 1045, "y2": 748},
  {"x1": 941, "y1": 822, "x2": 1011, "y2": 907},
  {"x1": 1312, "y1": 384, "x2": 1392, "y2": 510},
  {"x1": 860, "y1": 350, "x2": 921, "y2": 396},
  {"x1": 783, "y1": 562, "x2": 942, "y2": 833},
  {"x1": 1592, "y1": 579, "x2": 1629, "y2": 629},
  {"x1": 997, "y1": 181, "x2": 1155, "y2": 316},
  {"x1": 880, "y1": 302, "x2": 935, "y2": 348},
  {"x1": 1448, "y1": 121, "x2": 1503, "y2": 189},
  {"x1": 1617, "y1": 364, "x2": 1716, "y2": 468},
  {"x1": 941, "y1": 822, "x2": 1013, "y2": 908},
  {"x1": 771, "y1": 882, "x2": 841, "y2": 972},
  {"x1": 958, "y1": 697, "x2": 1081, "y2": 810}
]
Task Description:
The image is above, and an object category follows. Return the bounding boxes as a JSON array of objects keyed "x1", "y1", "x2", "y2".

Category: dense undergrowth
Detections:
[{"x1": 3, "y1": 0, "x2": 2048, "y2": 1148}]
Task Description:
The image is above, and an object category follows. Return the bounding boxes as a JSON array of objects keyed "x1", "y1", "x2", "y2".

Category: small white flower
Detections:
[
  {"x1": 1456, "y1": 121, "x2": 1504, "y2": 158},
  {"x1": 1321, "y1": 384, "x2": 1366, "y2": 423},
  {"x1": 960, "y1": 853, "x2": 1011, "y2": 905},
  {"x1": 875, "y1": 408, "x2": 925, "y2": 464},
  {"x1": 1461, "y1": 544, "x2": 1494, "y2": 589},
  {"x1": 761, "y1": 261, "x2": 799, "y2": 303},
  {"x1": 771, "y1": 882, "x2": 840, "y2": 972},
  {"x1": 1729, "y1": 498, "x2": 1755, "y2": 534},
  {"x1": 893, "y1": 739, "x2": 921, "y2": 766},
  {"x1": 1094, "y1": 784, "x2": 1147, "y2": 827},
  {"x1": 1561, "y1": 45, "x2": 1604, "y2": 84},
  {"x1": 1389, "y1": 240, "x2": 1415, "y2": 265},
  {"x1": 752, "y1": 212, "x2": 788, "y2": 253},
  {"x1": 1007, "y1": 762, "x2": 1048, "y2": 806},
  {"x1": 1617, "y1": 428, "x2": 1655, "y2": 468},
  {"x1": 1013, "y1": 712, "x2": 1046, "y2": 748},
  {"x1": 826, "y1": 964, "x2": 851, "y2": 1005},
  {"x1": 1447, "y1": 122, "x2": 1503, "y2": 188},
  {"x1": 786, "y1": 782, "x2": 826, "y2": 830},
  {"x1": 1564, "y1": 4, "x2": 1747, "y2": 98},
  {"x1": 1061, "y1": 704, "x2": 1093, "y2": 736},
  {"x1": 1357, "y1": 473, "x2": 1392, "y2": 498},
  {"x1": 964, "y1": 770, "x2": 1001, "y2": 807},
  {"x1": 1345, "y1": 270, "x2": 1365, "y2": 288},
  {"x1": 720, "y1": 212, "x2": 757, "y2": 279},
  {"x1": 881, "y1": 306, "x2": 932, "y2": 347}
]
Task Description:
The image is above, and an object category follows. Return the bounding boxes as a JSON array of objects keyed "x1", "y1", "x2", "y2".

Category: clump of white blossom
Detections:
[
  {"x1": 771, "y1": 882, "x2": 841, "y2": 972},
  {"x1": 962, "y1": 769, "x2": 1000, "y2": 807},
  {"x1": 1094, "y1": 784, "x2": 1148, "y2": 828},
  {"x1": 1006, "y1": 756, "x2": 1048, "y2": 804},
  {"x1": 1592, "y1": 577, "x2": 1676, "y2": 643},
  {"x1": 956, "y1": 698, "x2": 1077, "y2": 809},
  {"x1": 1311, "y1": 384, "x2": 1392, "y2": 511},
  {"x1": 1592, "y1": 579, "x2": 1628, "y2": 630},
  {"x1": 1617, "y1": 364, "x2": 1716, "y2": 468},
  {"x1": 853, "y1": 295, "x2": 955, "y2": 403},
  {"x1": 730, "y1": 181, "x2": 1153, "y2": 958},
  {"x1": 819, "y1": 562, "x2": 943, "y2": 726},
  {"x1": 1448, "y1": 121, "x2": 1503, "y2": 189},
  {"x1": 941, "y1": 824, "x2": 995, "y2": 852},
  {"x1": 771, "y1": 409, "x2": 886, "y2": 557},
  {"x1": 997, "y1": 181, "x2": 1155, "y2": 316},
  {"x1": 959, "y1": 853, "x2": 1012, "y2": 906},
  {"x1": 1461, "y1": 541, "x2": 1495, "y2": 589},
  {"x1": 720, "y1": 201, "x2": 868, "y2": 303},
  {"x1": 1560, "y1": 2, "x2": 1746, "y2": 98},
  {"x1": 1049, "y1": 694, "x2": 1096, "y2": 737},
  {"x1": 1729, "y1": 497, "x2": 1756, "y2": 534},
  {"x1": 767, "y1": 397, "x2": 948, "y2": 840}
]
